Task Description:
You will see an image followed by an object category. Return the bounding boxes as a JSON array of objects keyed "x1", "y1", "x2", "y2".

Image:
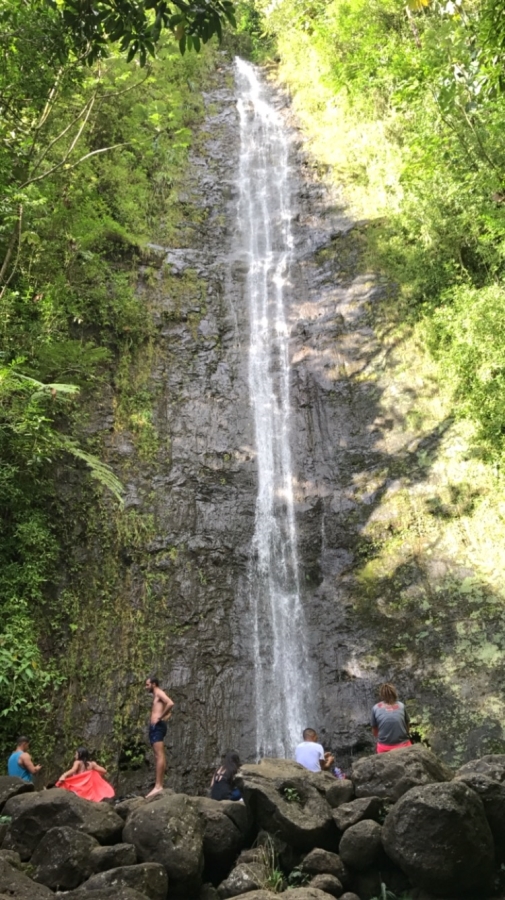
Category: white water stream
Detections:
[{"x1": 235, "y1": 58, "x2": 311, "y2": 758}]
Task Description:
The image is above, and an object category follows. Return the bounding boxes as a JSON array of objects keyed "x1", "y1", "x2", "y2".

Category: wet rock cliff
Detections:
[{"x1": 54, "y1": 58, "x2": 505, "y2": 793}]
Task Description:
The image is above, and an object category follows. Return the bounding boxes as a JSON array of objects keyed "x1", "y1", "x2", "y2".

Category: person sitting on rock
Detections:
[
  {"x1": 7, "y1": 735, "x2": 42, "y2": 783},
  {"x1": 371, "y1": 683, "x2": 412, "y2": 753},
  {"x1": 210, "y1": 750, "x2": 242, "y2": 801},
  {"x1": 295, "y1": 728, "x2": 335, "y2": 772},
  {"x1": 56, "y1": 746, "x2": 115, "y2": 802}
]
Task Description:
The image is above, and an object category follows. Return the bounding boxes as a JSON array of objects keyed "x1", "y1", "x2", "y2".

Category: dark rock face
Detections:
[
  {"x1": 196, "y1": 797, "x2": 246, "y2": 878},
  {"x1": 338, "y1": 820, "x2": 383, "y2": 872},
  {"x1": 0, "y1": 776, "x2": 34, "y2": 812},
  {"x1": 217, "y1": 861, "x2": 267, "y2": 898},
  {"x1": 0, "y1": 856, "x2": 53, "y2": 900},
  {"x1": 309, "y1": 874, "x2": 343, "y2": 897},
  {"x1": 301, "y1": 848, "x2": 349, "y2": 885},
  {"x1": 324, "y1": 781, "x2": 354, "y2": 810},
  {"x1": 456, "y1": 755, "x2": 505, "y2": 783},
  {"x1": 352, "y1": 746, "x2": 452, "y2": 801},
  {"x1": 332, "y1": 797, "x2": 381, "y2": 831},
  {"x1": 62, "y1": 888, "x2": 149, "y2": 900},
  {"x1": 78, "y1": 862, "x2": 168, "y2": 900},
  {"x1": 90, "y1": 843, "x2": 138, "y2": 873},
  {"x1": 454, "y1": 771, "x2": 505, "y2": 862},
  {"x1": 3, "y1": 789, "x2": 123, "y2": 858},
  {"x1": 382, "y1": 781, "x2": 495, "y2": 896},
  {"x1": 122, "y1": 791, "x2": 204, "y2": 897},
  {"x1": 32, "y1": 826, "x2": 98, "y2": 889},
  {"x1": 238, "y1": 760, "x2": 337, "y2": 851}
]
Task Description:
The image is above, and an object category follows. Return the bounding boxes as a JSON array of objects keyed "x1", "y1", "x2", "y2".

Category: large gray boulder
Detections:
[
  {"x1": 77, "y1": 862, "x2": 167, "y2": 900},
  {"x1": 122, "y1": 791, "x2": 204, "y2": 898},
  {"x1": 324, "y1": 781, "x2": 354, "y2": 810},
  {"x1": 352, "y1": 746, "x2": 452, "y2": 801},
  {"x1": 0, "y1": 856, "x2": 54, "y2": 899},
  {"x1": 301, "y1": 848, "x2": 349, "y2": 885},
  {"x1": 456, "y1": 755, "x2": 505, "y2": 784},
  {"x1": 217, "y1": 861, "x2": 267, "y2": 898},
  {"x1": 90, "y1": 843, "x2": 138, "y2": 873},
  {"x1": 309, "y1": 873, "x2": 343, "y2": 897},
  {"x1": 222, "y1": 891, "x2": 338, "y2": 900},
  {"x1": 0, "y1": 776, "x2": 34, "y2": 812},
  {"x1": 32, "y1": 826, "x2": 98, "y2": 889},
  {"x1": 332, "y1": 797, "x2": 382, "y2": 832},
  {"x1": 338, "y1": 820, "x2": 383, "y2": 872},
  {"x1": 58, "y1": 888, "x2": 149, "y2": 900},
  {"x1": 454, "y1": 771, "x2": 505, "y2": 862},
  {"x1": 3, "y1": 789, "x2": 123, "y2": 858},
  {"x1": 382, "y1": 781, "x2": 495, "y2": 896},
  {"x1": 237, "y1": 759, "x2": 337, "y2": 851},
  {"x1": 195, "y1": 798, "x2": 245, "y2": 873}
]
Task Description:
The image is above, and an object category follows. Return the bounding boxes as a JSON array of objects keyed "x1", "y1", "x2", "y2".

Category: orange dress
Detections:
[{"x1": 56, "y1": 768, "x2": 115, "y2": 802}]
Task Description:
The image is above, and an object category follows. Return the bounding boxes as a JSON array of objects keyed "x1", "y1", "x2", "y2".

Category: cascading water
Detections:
[{"x1": 235, "y1": 58, "x2": 311, "y2": 758}]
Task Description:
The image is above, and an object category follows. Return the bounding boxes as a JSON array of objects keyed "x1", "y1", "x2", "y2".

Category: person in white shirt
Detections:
[{"x1": 294, "y1": 728, "x2": 334, "y2": 773}]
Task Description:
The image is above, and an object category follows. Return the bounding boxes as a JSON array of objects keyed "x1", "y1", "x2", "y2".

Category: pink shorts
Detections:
[{"x1": 376, "y1": 740, "x2": 412, "y2": 754}]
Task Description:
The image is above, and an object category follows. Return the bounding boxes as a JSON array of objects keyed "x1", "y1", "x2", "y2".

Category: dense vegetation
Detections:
[
  {"x1": 0, "y1": 0, "x2": 229, "y2": 751},
  {"x1": 253, "y1": 0, "x2": 505, "y2": 462}
]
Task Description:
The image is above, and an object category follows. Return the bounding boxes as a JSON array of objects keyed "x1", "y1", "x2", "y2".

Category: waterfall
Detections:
[{"x1": 235, "y1": 58, "x2": 310, "y2": 759}]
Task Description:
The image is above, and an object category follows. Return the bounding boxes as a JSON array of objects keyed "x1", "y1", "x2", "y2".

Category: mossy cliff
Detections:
[{"x1": 4, "y1": 35, "x2": 505, "y2": 789}]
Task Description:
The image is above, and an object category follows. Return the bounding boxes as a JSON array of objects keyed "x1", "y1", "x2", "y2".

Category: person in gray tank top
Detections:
[{"x1": 371, "y1": 683, "x2": 412, "y2": 753}]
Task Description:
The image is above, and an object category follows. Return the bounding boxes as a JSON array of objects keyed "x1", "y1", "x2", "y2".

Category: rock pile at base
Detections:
[{"x1": 2, "y1": 748, "x2": 505, "y2": 899}]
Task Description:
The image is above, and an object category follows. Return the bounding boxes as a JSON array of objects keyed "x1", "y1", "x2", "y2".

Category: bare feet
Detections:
[{"x1": 145, "y1": 786, "x2": 163, "y2": 799}]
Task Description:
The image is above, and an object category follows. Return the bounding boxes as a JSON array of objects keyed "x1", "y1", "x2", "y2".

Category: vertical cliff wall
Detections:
[{"x1": 55, "y1": 59, "x2": 505, "y2": 793}]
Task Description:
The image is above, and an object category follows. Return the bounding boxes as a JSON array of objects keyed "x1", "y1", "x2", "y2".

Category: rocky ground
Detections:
[{"x1": 3, "y1": 745, "x2": 505, "y2": 899}]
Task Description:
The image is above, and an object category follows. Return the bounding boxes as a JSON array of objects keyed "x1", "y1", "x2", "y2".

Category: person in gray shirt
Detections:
[{"x1": 371, "y1": 683, "x2": 412, "y2": 753}]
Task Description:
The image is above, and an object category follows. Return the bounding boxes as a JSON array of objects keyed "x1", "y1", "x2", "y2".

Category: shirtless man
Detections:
[{"x1": 145, "y1": 675, "x2": 174, "y2": 798}]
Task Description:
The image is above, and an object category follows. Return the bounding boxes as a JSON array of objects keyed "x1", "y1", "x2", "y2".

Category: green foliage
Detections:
[
  {"x1": 0, "y1": 0, "x2": 220, "y2": 752},
  {"x1": 282, "y1": 785, "x2": 302, "y2": 803},
  {"x1": 259, "y1": 0, "x2": 505, "y2": 467},
  {"x1": 371, "y1": 885, "x2": 412, "y2": 900}
]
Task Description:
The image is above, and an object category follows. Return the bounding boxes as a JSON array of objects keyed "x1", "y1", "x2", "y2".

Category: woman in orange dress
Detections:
[{"x1": 56, "y1": 746, "x2": 115, "y2": 802}]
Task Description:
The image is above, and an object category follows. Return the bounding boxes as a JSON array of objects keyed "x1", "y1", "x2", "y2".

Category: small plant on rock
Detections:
[
  {"x1": 287, "y1": 866, "x2": 310, "y2": 887},
  {"x1": 282, "y1": 786, "x2": 301, "y2": 804},
  {"x1": 371, "y1": 884, "x2": 413, "y2": 900}
]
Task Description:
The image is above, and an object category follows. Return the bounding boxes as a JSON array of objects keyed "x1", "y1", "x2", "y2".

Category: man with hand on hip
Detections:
[{"x1": 145, "y1": 675, "x2": 174, "y2": 798}]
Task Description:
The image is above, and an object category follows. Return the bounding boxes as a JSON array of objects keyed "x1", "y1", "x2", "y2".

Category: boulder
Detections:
[
  {"x1": 0, "y1": 849, "x2": 20, "y2": 868},
  {"x1": 0, "y1": 775, "x2": 34, "y2": 812},
  {"x1": 122, "y1": 791, "x2": 204, "y2": 898},
  {"x1": 340, "y1": 894, "x2": 360, "y2": 900},
  {"x1": 4, "y1": 789, "x2": 123, "y2": 858},
  {"x1": 200, "y1": 884, "x2": 220, "y2": 900},
  {"x1": 237, "y1": 759, "x2": 337, "y2": 851},
  {"x1": 90, "y1": 843, "x2": 138, "y2": 873},
  {"x1": 456, "y1": 755, "x2": 505, "y2": 784},
  {"x1": 58, "y1": 888, "x2": 149, "y2": 900},
  {"x1": 455, "y1": 772, "x2": 505, "y2": 862},
  {"x1": 324, "y1": 781, "x2": 354, "y2": 810},
  {"x1": 195, "y1": 797, "x2": 244, "y2": 872},
  {"x1": 309, "y1": 873, "x2": 343, "y2": 896},
  {"x1": 301, "y1": 848, "x2": 349, "y2": 885},
  {"x1": 77, "y1": 862, "x2": 167, "y2": 900},
  {"x1": 382, "y1": 781, "x2": 495, "y2": 896},
  {"x1": 0, "y1": 824, "x2": 7, "y2": 847},
  {"x1": 217, "y1": 861, "x2": 267, "y2": 898},
  {"x1": 114, "y1": 798, "x2": 147, "y2": 822},
  {"x1": 0, "y1": 856, "x2": 54, "y2": 899},
  {"x1": 222, "y1": 892, "x2": 338, "y2": 900},
  {"x1": 32, "y1": 826, "x2": 98, "y2": 889},
  {"x1": 338, "y1": 820, "x2": 383, "y2": 872},
  {"x1": 332, "y1": 797, "x2": 382, "y2": 832},
  {"x1": 352, "y1": 746, "x2": 453, "y2": 801}
]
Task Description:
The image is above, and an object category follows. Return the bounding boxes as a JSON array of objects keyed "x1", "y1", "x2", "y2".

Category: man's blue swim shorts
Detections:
[{"x1": 149, "y1": 720, "x2": 168, "y2": 745}]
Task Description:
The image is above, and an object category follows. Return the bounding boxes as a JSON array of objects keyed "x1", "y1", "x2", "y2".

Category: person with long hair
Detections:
[
  {"x1": 210, "y1": 750, "x2": 242, "y2": 801},
  {"x1": 371, "y1": 683, "x2": 412, "y2": 754},
  {"x1": 56, "y1": 747, "x2": 115, "y2": 802}
]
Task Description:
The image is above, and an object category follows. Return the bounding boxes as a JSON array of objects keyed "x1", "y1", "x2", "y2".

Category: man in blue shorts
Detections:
[{"x1": 145, "y1": 675, "x2": 174, "y2": 797}]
